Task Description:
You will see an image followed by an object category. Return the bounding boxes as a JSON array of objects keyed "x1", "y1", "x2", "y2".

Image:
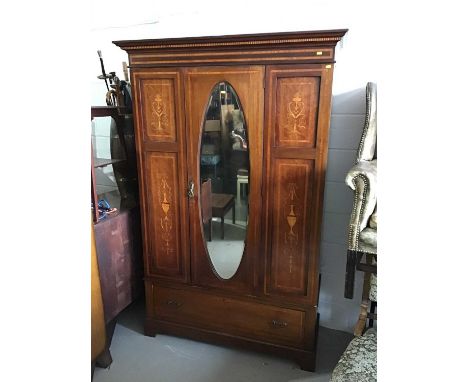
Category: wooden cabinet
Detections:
[
  {"x1": 91, "y1": 106, "x2": 143, "y2": 324},
  {"x1": 114, "y1": 29, "x2": 346, "y2": 371}
]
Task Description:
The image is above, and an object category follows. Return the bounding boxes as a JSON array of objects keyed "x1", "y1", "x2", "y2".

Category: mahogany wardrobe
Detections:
[{"x1": 114, "y1": 29, "x2": 347, "y2": 371}]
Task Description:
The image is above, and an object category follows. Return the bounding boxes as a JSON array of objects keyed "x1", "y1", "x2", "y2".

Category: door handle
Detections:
[{"x1": 187, "y1": 180, "x2": 195, "y2": 198}]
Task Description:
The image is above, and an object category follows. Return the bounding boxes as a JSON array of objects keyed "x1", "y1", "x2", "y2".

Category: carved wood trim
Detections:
[
  {"x1": 121, "y1": 37, "x2": 341, "y2": 50},
  {"x1": 129, "y1": 54, "x2": 333, "y2": 66},
  {"x1": 114, "y1": 30, "x2": 347, "y2": 51},
  {"x1": 131, "y1": 48, "x2": 331, "y2": 59}
]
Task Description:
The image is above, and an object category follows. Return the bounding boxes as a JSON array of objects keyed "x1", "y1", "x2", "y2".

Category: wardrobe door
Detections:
[
  {"x1": 184, "y1": 66, "x2": 264, "y2": 293},
  {"x1": 263, "y1": 64, "x2": 334, "y2": 303},
  {"x1": 131, "y1": 69, "x2": 190, "y2": 283}
]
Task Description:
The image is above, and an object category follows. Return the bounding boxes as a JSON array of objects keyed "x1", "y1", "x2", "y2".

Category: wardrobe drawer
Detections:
[{"x1": 153, "y1": 286, "x2": 305, "y2": 346}]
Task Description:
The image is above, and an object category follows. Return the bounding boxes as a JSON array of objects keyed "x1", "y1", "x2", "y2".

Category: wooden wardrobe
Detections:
[{"x1": 114, "y1": 29, "x2": 346, "y2": 371}]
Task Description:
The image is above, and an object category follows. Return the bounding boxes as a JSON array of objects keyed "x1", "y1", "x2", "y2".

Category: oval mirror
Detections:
[{"x1": 199, "y1": 82, "x2": 249, "y2": 279}]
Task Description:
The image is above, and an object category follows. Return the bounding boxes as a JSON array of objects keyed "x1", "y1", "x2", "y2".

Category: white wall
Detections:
[
  {"x1": 91, "y1": 0, "x2": 378, "y2": 333},
  {"x1": 319, "y1": 88, "x2": 366, "y2": 331}
]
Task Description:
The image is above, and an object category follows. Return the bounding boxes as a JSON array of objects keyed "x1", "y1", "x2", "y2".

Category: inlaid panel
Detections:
[
  {"x1": 269, "y1": 159, "x2": 314, "y2": 295},
  {"x1": 275, "y1": 77, "x2": 320, "y2": 147},
  {"x1": 147, "y1": 153, "x2": 182, "y2": 276},
  {"x1": 141, "y1": 79, "x2": 177, "y2": 142}
]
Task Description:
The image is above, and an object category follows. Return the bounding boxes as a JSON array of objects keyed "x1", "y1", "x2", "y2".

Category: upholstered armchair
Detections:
[
  {"x1": 330, "y1": 82, "x2": 377, "y2": 382},
  {"x1": 344, "y1": 82, "x2": 377, "y2": 302}
]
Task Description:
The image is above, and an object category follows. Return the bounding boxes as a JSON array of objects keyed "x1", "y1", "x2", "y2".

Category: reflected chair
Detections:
[
  {"x1": 236, "y1": 169, "x2": 249, "y2": 202},
  {"x1": 211, "y1": 193, "x2": 236, "y2": 239},
  {"x1": 201, "y1": 179, "x2": 213, "y2": 241}
]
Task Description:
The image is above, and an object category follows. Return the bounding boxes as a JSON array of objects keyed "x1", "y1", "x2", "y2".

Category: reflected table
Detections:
[{"x1": 211, "y1": 193, "x2": 236, "y2": 239}]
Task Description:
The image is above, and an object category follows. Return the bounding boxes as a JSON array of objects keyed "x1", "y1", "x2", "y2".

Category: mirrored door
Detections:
[{"x1": 185, "y1": 66, "x2": 264, "y2": 292}]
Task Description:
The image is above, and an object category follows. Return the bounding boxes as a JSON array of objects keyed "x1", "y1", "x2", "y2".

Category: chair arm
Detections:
[{"x1": 346, "y1": 160, "x2": 377, "y2": 251}]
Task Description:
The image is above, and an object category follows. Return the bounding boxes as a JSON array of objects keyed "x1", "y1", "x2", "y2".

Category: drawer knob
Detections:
[
  {"x1": 166, "y1": 299, "x2": 182, "y2": 308},
  {"x1": 271, "y1": 319, "x2": 288, "y2": 328}
]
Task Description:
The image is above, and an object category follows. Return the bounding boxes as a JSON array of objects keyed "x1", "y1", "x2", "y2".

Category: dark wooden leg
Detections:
[
  {"x1": 296, "y1": 313, "x2": 319, "y2": 371},
  {"x1": 232, "y1": 204, "x2": 236, "y2": 224},
  {"x1": 296, "y1": 352, "x2": 316, "y2": 372},
  {"x1": 369, "y1": 301, "x2": 377, "y2": 328},
  {"x1": 221, "y1": 216, "x2": 224, "y2": 239},
  {"x1": 345, "y1": 250, "x2": 357, "y2": 299},
  {"x1": 144, "y1": 318, "x2": 158, "y2": 337},
  {"x1": 354, "y1": 299, "x2": 370, "y2": 336},
  {"x1": 355, "y1": 254, "x2": 373, "y2": 335}
]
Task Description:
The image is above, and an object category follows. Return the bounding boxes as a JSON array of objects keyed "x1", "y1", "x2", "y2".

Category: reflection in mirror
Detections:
[{"x1": 200, "y1": 82, "x2": 249, "y2": 279}]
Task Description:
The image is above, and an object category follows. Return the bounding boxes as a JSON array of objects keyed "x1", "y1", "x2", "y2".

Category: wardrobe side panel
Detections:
[
  {"x1": 264, "y1": 65, "x2": 333, "y2": 302},
  {"x1": 132, "y1": 70, "x2": 190, "y2": 282}
]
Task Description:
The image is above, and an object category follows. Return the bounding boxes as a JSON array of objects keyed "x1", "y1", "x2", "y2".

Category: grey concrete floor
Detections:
[{"x1": 93, "y1": 298, "x2": 352, "y2": 382}]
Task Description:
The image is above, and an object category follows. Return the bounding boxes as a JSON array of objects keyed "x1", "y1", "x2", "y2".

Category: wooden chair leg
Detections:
[
  {"x1": 221, "y1": 216, "x2": 224, "y2": 239},
  {"x1": 354, "y1": 254, "x2": 373, "y2": 336},
  {"x1": 354, "y1": 299, "x2": 370, "y2": 336},
  {"x1": 345, "y1": 250, "x2": 357, "y2": 299}
]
